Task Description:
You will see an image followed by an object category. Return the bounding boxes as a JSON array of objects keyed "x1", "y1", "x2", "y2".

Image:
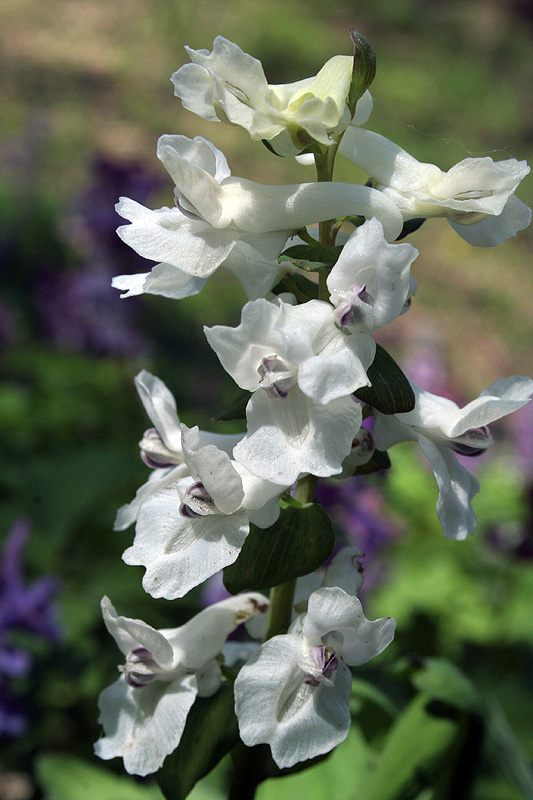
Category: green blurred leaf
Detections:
[
  {"x1": 223, "y1": 502, "x2": 335, "y2": 594},
  {"x1": 214, "y1": 389, "x2": 251, "y2": 421},
  {"x1": 354, "y1": 344, "x2": 415, "y2": 414},
  {"x1": 348, "y1": 29, "x2": 377, "y2": 117},
  {"x1": 157, "y1": 684, "x2": 239, "y2": 800},
  {"x1": 409, "y1": 658, "x2": 482, "y2": 713},
  {"x1": 36, "y1": 754, "x2": 164, "y2": 800},
  {"x1": 358, "y1": 694, "x2": 465, "y2": 800},
  {"x1": 256, "y1": 724, "x2": 372, "y2": 800}
]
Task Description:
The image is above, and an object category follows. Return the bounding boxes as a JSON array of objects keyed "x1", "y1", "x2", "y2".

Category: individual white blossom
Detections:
[
  {"x1": 340, "y1": 126, "x2": 531, "y2": 246},
  {"x1": 234, "y1": 548, "x2": 395, "y2": 768},
  {"x1": 95, "y1": 593, "x2": 268, "y2": 776},
  {"x1": 373, "y1": 376, "x2": 533, "y2": 539},
  {"x1": 122, "y1": 424, "x2": 287, "y2": 599},
  {"x1": 114, "y1": 370, "x2": 242, "y2": 530},
  {"x1": 171, "y1": 36, "x2": 373, "y2": 157},
  {"x1": 326, "y1": 218, "x2": 418, "y2": 333},
  {"x1": 113, "y1": 135, "x2": 404, "y2": 293},
  {"x1": 205, "y1": 297, "x2": 372, "y2": 483}
]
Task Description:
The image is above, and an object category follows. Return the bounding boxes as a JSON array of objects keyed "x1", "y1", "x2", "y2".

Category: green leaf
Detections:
[
  {"x1": 358, "y1": 694, "x2": 466, "y2": 800},
  {"x1": 348, "y1": 30, "x2": 377, "y2": 117},
  {"x1": 223, "y1": 502, "x2": 335, "y2": 594},
  {"x1": 278, "y1": 243, "x2": 344, "y2": 271},
  {"x1": 354, "y1": 344, "x2": 415, "y2": 414},
  {"x1": 409, "y1": 658, "x2": 482, "y2": 713},
  {"x1": 157, "y1": 684, "x2": 239, "y2": 800},
  {"x1": 36, "y1": 755, "x2": 164, "y2": 800},
  {"x1": 213, "y1": 389, "x2": 251, "y2": 421}
]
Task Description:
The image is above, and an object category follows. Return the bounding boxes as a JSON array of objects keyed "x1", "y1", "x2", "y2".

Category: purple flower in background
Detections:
[
  {"x1": 0, "y1": 519, "x2": 61, "y2": 736},
  {"x1": 507, "y1": 402, "x2": 533, "y2": 483},
  {"x1": 36, "y1": 262, "x2": 149, "y2": 357},
  {"x1": 67, "y1": 156, "x2": 165, "y2": 272},
  {"x1": 316, "y1": 477, "x2": 399, "y2": 591}
]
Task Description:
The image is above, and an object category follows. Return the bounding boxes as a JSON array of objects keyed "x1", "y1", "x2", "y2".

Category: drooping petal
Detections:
[
  {"x1": 449, "y1": 194, "x2": 532, "y2": 247},
  {"x1": 417, "y1": 437, "x2": 479, "y2": 540},
  {"x1": 234, "y1": 633, "x2": 352, "y2": 769},
  {"x1": 94, "y1": 674, "x2": 197, "y2": 776}
]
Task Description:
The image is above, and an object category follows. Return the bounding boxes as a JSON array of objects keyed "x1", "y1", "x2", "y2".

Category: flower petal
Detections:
[{"x1": 234, "y1": 633, "x2": 352, "y2": 769}]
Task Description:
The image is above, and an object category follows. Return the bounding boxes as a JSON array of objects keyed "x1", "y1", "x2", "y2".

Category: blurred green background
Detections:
[{"x1": 0, "y1": 1, "x2": 532, "y2": 798}]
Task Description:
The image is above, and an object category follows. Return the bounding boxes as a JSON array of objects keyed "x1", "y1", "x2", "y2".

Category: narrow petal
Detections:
[
  {"x1": 417, "y1": 437, "x2": 479, "y2": 540},
  {"x1": 135, "y1": 371, "x2": 183, "y2": 453},
  {"x1": 181, "y1": 425, "x2": 245, "y2": 514},
  {"x1": 113, "y1": 464, "x2": 189, "y2": 531},
  {"x1": 449, "y1": 195, "x2": 532, "y2": 247},
  {"x1": 100, "y1": 597, "x2": 175, "y2": 667}
]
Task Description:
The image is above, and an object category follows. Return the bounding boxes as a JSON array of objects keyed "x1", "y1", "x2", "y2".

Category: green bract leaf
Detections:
[
  {"x1": 223, "y1": 502, "x2": 335, "y2": 594},
  {"x1": 348, "y1": 30, "x2": 377, "y2": 118},
  {"x1": 354, "y1": 344, "x2": 415, "y2": 414},
  {"x1": 278, "y1": 243, "x2": 344, "y2": 271},
  {"x1": 214, "y1": 389, "x2": 251, "y2": 421},
  {"x1": 157, "y1": 684, "x2": 239, "y2": 800}
]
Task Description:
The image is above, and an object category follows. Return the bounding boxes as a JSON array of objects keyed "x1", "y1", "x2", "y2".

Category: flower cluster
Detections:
[{"x1": 95, "y1": 31, "x2": 533, "y2": 783}]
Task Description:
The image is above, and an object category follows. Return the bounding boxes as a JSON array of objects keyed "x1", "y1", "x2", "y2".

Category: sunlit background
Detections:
[{"x1": 1, "y1": 1, "x2": 532, "y2": 798}]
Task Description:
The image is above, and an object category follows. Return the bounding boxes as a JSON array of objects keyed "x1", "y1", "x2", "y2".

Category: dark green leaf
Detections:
[
  {"x1": 278, "y1": 243, "x2": 344, "y2": 271},
  {"x1": 348, "y1": 30, "x2": 377, "y2": 117},
  {"x1": 270, "y1": 272, "x2": 320, "y2": 302},
  {"x1": 157, "y1": 684, "x2": 239, "y2": 800},
  {"x1": 354, "y1": 344, "x2": 415, "y2": 414},
  {"x1": 223, "y1": 502, "x2": 335, "y2": 594},
  {"x1": 214, "y1": 389, "x2": 251, "y2": 421},
  {"x1": 396, "y1": 217, "x2": 426, "y2": 240},
  {"x1": 354, "y1": 448, "x2": 391, "y2": 476}
]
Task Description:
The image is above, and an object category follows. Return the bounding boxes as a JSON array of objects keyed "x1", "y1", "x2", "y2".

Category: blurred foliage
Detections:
[{"x1": 0, "y1": 1, "x2": 532, "y2": 798}]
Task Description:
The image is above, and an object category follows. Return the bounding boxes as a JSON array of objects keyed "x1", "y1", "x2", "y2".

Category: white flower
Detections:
[
  {"x1": 340, "y1": 126, "x2": 531, "y2": 246},
  {"x1": 94, "y1": 593, "x2": 268, "y2": 776},
  {"x1": 234, "y1": 550, "x2": 395, "y2": 768},
  {"x1": 123, "y1": 424, "x2": 286, "y2": 599},
  {"x1": 171, "y1": 36, "x2": 373, "y2": 157},
  {"x1": 205, "y1": 297, "x2": 371, "y2": 484},
  {"x1": 113, "y1": 135, "x2": 404, "y2": 291},
  {"x1": 373, "y1": 376, "x2": 533, "y2": 539},
  {"x1": 326, "y1": 218, "x2": 418, "y2": 332},
  {"x1": 114, "y1": 370, "x2": 242, "y2": 530}
]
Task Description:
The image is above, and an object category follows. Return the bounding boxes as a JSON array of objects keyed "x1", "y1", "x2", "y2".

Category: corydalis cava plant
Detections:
[{"x1": 96, "y1": 27, "x2": 533, "y2": 798}]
